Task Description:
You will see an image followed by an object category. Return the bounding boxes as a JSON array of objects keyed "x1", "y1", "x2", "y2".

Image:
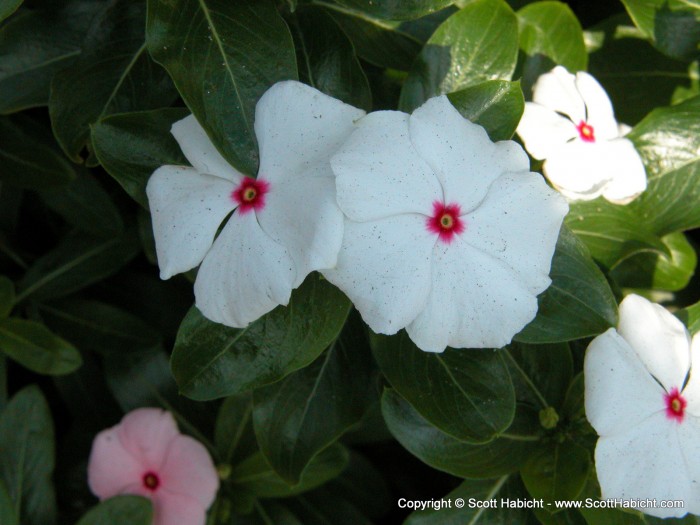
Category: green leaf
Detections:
[
  {"x1": 399, "y1": 0, "x2": 519, "y2": 111},
  {"x1": 627, "y1": 95, "x2": 700, "y2": 179},
  {"x1": 215, "y1": 393, "x2": 257, "y2": 465},
  {"x1": 147, "y1": 0, "x2": 298, "y2": 176},
  {"x1": 0, "y1": 277, "x2": 13, "y2": 318},
  {"x1": 283, "y1": 488, "x2": 373, "y2": 525},
  {"x1": 329, "y1": 0, "x2": 454, "y2": 20},
  {"x1": 506, "y1": 342, "x2": 573, "y2": 409},
  {"x1": 38, "y1": 170, "x2": 123, "y2": 238},
  {"x1": 0, "y1": 115, "x2": 75, "y2": 190},
  {"x1": 521, "y1": 439, "x2": 591, "y2": 505},
  {"x1": 677, "y1": 300, "x2": 700, "y2": 335},
  {"x1": 370, "y1": 330, "x2": 515, "y2": 443},
  {"x1": 292, "y1": 8, "x2": 371, "y2": 111},
  {"x1": 382, "y1": 389, "x2": 540, "y2": 478},
  {"x1": 232, "y1": 444, "x2": 349, "y2": 498},
  {"x1": 0, "y1": 386, "x2": 56, "y2": 525},
  {"x1": 517, "y1": 1, "x2": 588, "y2": 96},
  {"x1": 253, "y1": 315, "x2": 376, "y2": 483},
  {"x1": 91, "y1": 108, "x2": 189, "y2": 209},
  {"x1": 76, "y1": 495, "x2": 152, "y2": 525},
  {"x1": 16, "y1": 230, "x2": 140, "y2": 303},
  {"x1": 171, "y1": 275, "x2": 351, "y2": 400},
  {"x1": 0, "y1": 0, "x2": 21, "y2": 23},
  {"x1": 515, "y1": 227, "x2": 619, "y2": 343},
  {"x1": 0, "y1": 1, "x2": 104, "y2": 114},
  {"x1": 447, "y1": 80, "x2": 524, "y2": 140},
  {"x1": 610, "y1": 231, "x2": 697, "y2": 291},
  {"x1": 49, "y1": 0, "x2": 177, "y2": 163},
  {"x1": 0, "y1": 318, "x2": 81, "y2": 375},
  {"x1": 0, "y1": 479, "x2": 17, "y2": 525}
]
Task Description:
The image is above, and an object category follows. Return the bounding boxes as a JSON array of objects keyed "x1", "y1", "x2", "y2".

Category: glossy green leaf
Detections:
[
  {"x1": 330, "y1": 0, "x2": 453, "y2": 20},
  {"x1": 0, "y1": 1, "x2": 104, "y2": 114},
  {"x1": 91, "y1": 108, "x2": 189, "y2": 209},
  {"x1": 399, "y1": 0, "x2": 519, "y2": 111},
  {"x1": 232, "y1": 444, "x2": 349, "y2": 498},
  {"x1": 0, "y1": 115, "x2": 75, "y2": 189},
  {"x1": 370, "y1": 330, "x2": 515, "y2": 443},
  {"x1": 171, "y1": 275, "x2": 351, "y2": 400},
  {"x1": 515, "y1": 227, "x2": 619, "y2": 343},
  {"x1": 0, "y1": 277, "x2": 13, "y2": 318},
  {"x1": 147, "y1": 0, "x2": 297, "y2": 176},
  {"x1": 50, "y1": 0, "x2": 177, "y2": 163},
  {"x1": 506, "y1": 342, "x2": 573, "y2": 409},
  {"x1": 0, "y1": 479, "x2": 17, "y2": 525},
  {"x1": 0, "y1": 386, "x2": 56, "y2": 525},
  {"x1": 293, "y1": 8, "x2": 371, "y2": 111},
  {"x1": 76, "y1": 495, "x2": 152, "y2": 525},
  {"x1": 677, "y1": 300, "x2": 700, "y2": 335},
  {"x1": 16, "y1": 230, "x2": 140, "y2": 303},
  {"x1": 0, "y1": 0, "x2": 21, "y2": 23},
  {"x1": 0, "y1": 318, "x2": 81, "y2": 375},
  {"x1": 447, "y1": 80, "x2": 524, "y2": 140},
  {"x1": 215, "y1": 393, "x2": 257, "y2": 465},
  {"x1": 253, "y1": 315, "x2": 376, "y2": 483},
  {"x1": 382, "y1": 389, "x2": 540, "y2": 478},
  {"x1": 610, "y1": 231, "x2": 697, "y2": 291}
]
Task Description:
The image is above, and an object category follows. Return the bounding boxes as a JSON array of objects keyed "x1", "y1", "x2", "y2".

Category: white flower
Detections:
[
  {"x1": 146, "y1": 81, "x2": 365, "y2": 327},
  {"x1": 517, "y1": 66, "x2": 646, "y2": 204},
  {"x1": 323, "y1": 96, "x2": 568, "y2": 353},
  {"x1": 585, "y1": 294, "x2": 700, "y2": 518}
]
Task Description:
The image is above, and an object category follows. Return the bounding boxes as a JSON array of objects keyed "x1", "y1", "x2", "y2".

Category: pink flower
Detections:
[{"x1": 87, "y1": 408, "x2": 219, "y2": 525}]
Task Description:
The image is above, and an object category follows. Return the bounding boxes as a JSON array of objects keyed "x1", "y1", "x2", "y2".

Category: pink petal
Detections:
[
  {"x1": 153, "y1": 491, "x2": 208, "y2": 525},
  {"x1": 116, "y1": 408, "x2": 180, "y2": 470},
  {"x1": 160, "y1": 435, "x2": 219, "y2": 508},
  {"x1": 87, "y1": 427, "x2": 144, "y2": 499}
]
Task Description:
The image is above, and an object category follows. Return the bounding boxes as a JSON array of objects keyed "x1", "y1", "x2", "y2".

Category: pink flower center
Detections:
[
  {"x1": 427, "y1": 201, "x2": 465, "y2": 243},
  {"x1": 576, "y1": 121, "x2": 595, "y2": 143},
  {"x1": 665, "y1": 387, "x2": 687, "y2": 423},
  {"x1": 142, "y1": 471, "x2": 160, "y2": 491},
  {"x1": 232, "y1": 177, "x2": 270, "y2": 214}
]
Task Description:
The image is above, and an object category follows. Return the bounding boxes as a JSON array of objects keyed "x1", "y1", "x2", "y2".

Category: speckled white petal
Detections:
[
  {"x1": 171, "y1": 115, "x2": 244, "y2": 181},
  {"x1": 531, "y1": 66, "x2": 586, "y2": 123},
  {"x1": 322, "y1": 214, "x2": 434, "y2": 335},
  {"x1": 595, "y1": 412, "x2": 699, "y2": 518},
  {"x1": 517, "y1": 102, "x2": 578, "y2": 160},
  {"x1": 146, "y1": 166, "x2": 236, "y2": 279},
  {"x1": 584, "y1": 328, "x2": 665, "y2": 438},
  {"x1": 255, "y1": 81, "x2": 365, "y2": 184},
  {"x1": 600, "y1": 139, "x2": 647, "y2": 204},
  {"x1": 257, "y1": 175, "x2": 344, "y2": 288},
  {"x1": 575, "y1": 71, "x2": 619, "y2": 141},
  {"x1": 194, "y1": 211, "x2": 296, "y2": 328},
  {"x1": 542, "y1": 141, "x2": 615, "y2": 199},
  {"x1": 409, "y1": 96, "x2": 530, "y2": 214},
  {"x1": 406, "y1": 239, "x2": 538, "y2": 352},
  {"x1": 332, "y1": 111, "x2": 442, "y2": 222},
  {"x1": 463, "y1": 172, "x2": 567, "y2": 294},
  {"x1": 681, "y1": 334, "x2": 700, "y2": 417},
  {"x1": 617, "y1": 294, "x2": 691, "y2": 392}
]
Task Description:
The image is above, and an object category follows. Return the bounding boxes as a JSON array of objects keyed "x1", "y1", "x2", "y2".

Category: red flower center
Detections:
[
  {"x1": 142, "y1": 471, "x2": 160, "y2": 491},
  {"x1": 427, "y1": 201, "x2": 465, "y2": 243},
  {"x1": 576, "y1": 121, "x2": 595, "y2": 143},
  {"x1": 665, "y1": 387, "x2": 687, "y2": 423},
  {"x1": 232, "y1": 177, "x2": 270, "y2": 214}
]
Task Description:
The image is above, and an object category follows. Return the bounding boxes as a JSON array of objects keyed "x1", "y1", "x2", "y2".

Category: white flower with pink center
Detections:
[
  {"x1": 146, "y1": 81, "x2": 364, "y2": 327},
  {"x1": 585, "y1": 294, "x2": 700, "y2": 518},
  {"x1": 87, "y1": 408, "x2": 219, "y2": 525},
  {"x1": 323, "y1": 96, "x2": 568, "y2": 353},
  {"x1": 517, "y1": 66, "x2": 647, "y2": 204}
]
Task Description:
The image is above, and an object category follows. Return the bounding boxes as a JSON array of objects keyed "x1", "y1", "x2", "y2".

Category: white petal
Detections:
[
  {"x1": 409, "y1": 96, "x2": 530, "y2": 214},
  {"x1": 542, "y1": 141, "x2": 615, "y2": 199},
  {"x1": 531, "y1": 66, "x2": 586, "y2": 123},
  {"x1": 463, "y1": 172, "x2": 568, "y2": 294},
  {"x1": 575, "y1": 71, "x2": 619, "y2": 141},
  {"x1": 146, "y1": 166, "x2": 236, "y2": 279},
  {"x1": 171, "y1": 115, "x2": 244, "y2": 181},
  {"x1": 600, "y1": 139, "x2": 647, "y2": 204},
  {"x1": 595, "y1": 413, "x2": 697, "y2": 518},
  {"x1": 617, "y1": 294, "x2": 691, "y2": 391},
  {"x1": 406, "y1": 239, "x2": 538, "y2": 352},
  {"x1": 584, "y1": 328, "x2": 666, "y2": 438},
  {"x1": 194, "y1": 212, "x2": 296, "y2": 328},
  {"x1": 255, "y1": 81, "x2": 366, "y2": 184},
  {"x1": 677, "y1": 333, "x2": 700, "y2": 417},
  {"x1": 516, "y1": 102, "x2": 578, "y2": 160},
  {"x1": 332, "y1": 111, "x2": 442, "y2": 222},
  {"x1": 257, "y1": 176, "x2": 344, "y2": 288},
  {"x1": 618, "y1": 123, "x2": 632, "y2": 136},
  {"x1": 322, "y1": 214, "x2": 434, "y2": 335}
]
